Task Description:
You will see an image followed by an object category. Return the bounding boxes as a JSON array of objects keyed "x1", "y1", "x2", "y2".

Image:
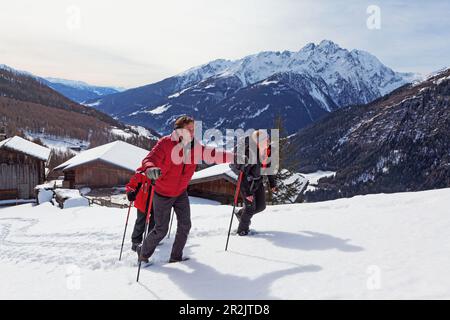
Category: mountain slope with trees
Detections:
[
  {"x1": 0, "y1": 67, "x2": 157, "y2": 153},
  {"x1": 292, "y1": 68, "x2": 450, "y2": 201}
]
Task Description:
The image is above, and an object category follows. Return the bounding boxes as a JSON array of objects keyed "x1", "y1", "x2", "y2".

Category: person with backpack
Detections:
[{"x1": 230, "y1": 130, "x2": 278, "y2": 236}]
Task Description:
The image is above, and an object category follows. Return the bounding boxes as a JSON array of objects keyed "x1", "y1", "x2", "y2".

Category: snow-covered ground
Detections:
[
  {"x1": 0, "y1": 199, "x2": 36, "y2": 206},
  {"x1": 1, "y1": 188, "x2": 449, "y2": 299},
  {"x1": 110, "y1": 128, "x2": 134, "y2": 139},
  {"x1": 128, "y1": 125, "x2": 159, "y2": 140},
  {"x1": 25, "y1": 132, "x2": 88, "y2": 153},
  {"x1": 302, "y1": 170, "x2": 336, "y2": 192}
]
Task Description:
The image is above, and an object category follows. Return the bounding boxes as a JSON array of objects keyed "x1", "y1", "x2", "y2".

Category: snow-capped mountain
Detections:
[
  {"x1": 179, "y1": 40, "x2": 416, "y2": 100},
  {"x1": 86, "y1": 40, "x2": 420, "y2": 134},
  {"x1": 44, "y1": 77, "x2": 124, "y2": 104}
]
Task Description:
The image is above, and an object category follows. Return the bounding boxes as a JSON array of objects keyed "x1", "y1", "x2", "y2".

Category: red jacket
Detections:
[
  {"x1": 138, "y1": 132, "x2": 232, "y2": 197},
  {"x1": 125, "y1": 172, "x2": 152, "y2": 213}
]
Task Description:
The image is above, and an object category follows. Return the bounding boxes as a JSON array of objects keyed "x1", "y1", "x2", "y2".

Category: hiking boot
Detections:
[
  {"x1": 237, "y1": 229, "x2": 250, "y2": 236},
  {"x1": 168, "y1": 257, "x2": 190, "y2": 263},
  {"x1": 136, "y1": 245, "x2": 149, "y2": 263}
]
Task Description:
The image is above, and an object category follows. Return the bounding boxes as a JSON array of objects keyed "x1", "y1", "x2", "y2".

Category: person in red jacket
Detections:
[
  {"x1": 136, "y1": 115, "x2": 232, "y2": 264},
  {"x1": 125, "y1": 172, "x2": 155, "y2": 252}
]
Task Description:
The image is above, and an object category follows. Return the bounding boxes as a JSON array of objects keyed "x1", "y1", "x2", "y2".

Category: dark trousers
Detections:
[
  {"x1": 238, "y1": 183, "x2": 266, "y2": 232},
  {"x1": 141, "y1": 191, "x2": 191, "y2": 260},
  {"x1": 131, "y1": 209, "x2": 155, "y2": 244}
]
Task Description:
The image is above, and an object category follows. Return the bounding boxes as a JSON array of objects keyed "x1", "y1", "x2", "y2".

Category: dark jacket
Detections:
[{"x1": 230, "y1": 139, "x2": 276, "y2": 196}]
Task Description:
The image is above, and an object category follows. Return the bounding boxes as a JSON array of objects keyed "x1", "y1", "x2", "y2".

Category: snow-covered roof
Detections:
[
  {"x1": 190, "y1": 163, "x2": 238, "y2": 184},
  {"x1": 54, "y1": 140, "x2": 149, "y2": 172},
  {"x1": 0, "y1": 136, "x2": 51, "y2": 161}
]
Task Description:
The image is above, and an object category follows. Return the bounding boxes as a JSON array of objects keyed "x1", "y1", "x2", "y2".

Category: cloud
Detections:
[{"x1": 0, "y1": 0, "x2": 448, "y2": 87}]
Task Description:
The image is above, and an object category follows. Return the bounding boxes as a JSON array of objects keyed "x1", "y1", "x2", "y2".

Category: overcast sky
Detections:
[{"x1": 1, "y1": 0, "x2": 448, "y2": 88}]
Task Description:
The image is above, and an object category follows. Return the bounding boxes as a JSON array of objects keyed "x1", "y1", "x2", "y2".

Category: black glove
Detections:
[
  {"x1": 127, "y1": 190, "x2": 137, "y2": 202},
  {"x1": 146, "y1": 167, "x2": 162, "y2": 180}
]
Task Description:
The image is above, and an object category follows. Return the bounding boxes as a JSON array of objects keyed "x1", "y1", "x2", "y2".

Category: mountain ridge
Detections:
[
  {"x1": 85, "y1": 40, "x2": 419, "y2": 134},
  {"x1": 44, "y1": 77, "x2": 124, "y2": 104}
]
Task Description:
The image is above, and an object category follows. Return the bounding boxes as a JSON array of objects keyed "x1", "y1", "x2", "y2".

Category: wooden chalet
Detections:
[
  {"x1": 188, "y1": 163, "x2": 241, "y2": 205},
  {"x1": 53, "y1": 140, "x2": 149, "y2": 189},
  {"x1": 189, "y1": 164, "x2": 310, "y2": 205},
  {"x1": 0, "y1": 136, "x2": 50, "y2": 200}
]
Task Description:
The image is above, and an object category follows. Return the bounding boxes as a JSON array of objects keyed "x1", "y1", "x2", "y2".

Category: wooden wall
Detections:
[
  {"x1": 188, "y1": 178, "x2": 241, "y2": 205},
  {"x1": 68, "y1": 161, "x2": 133, "y2": 188},
  {"x1": 63, "y1": 170, "x2": 75, "y2": 189},
  {"x1": 0, "y1": 149, "x2": 45, "y2": 199}
]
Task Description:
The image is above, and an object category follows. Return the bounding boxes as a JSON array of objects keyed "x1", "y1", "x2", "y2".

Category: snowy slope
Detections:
[
  {"x1": 302, "y1": 171, "x2": 336, "y2": 192},
  {"x1": 24, "y1": 127, "x2": 156, "y2": 154},
  {"x1": 25, "y1": 132, "x2": 89, "y2": 153},
  {"x1": 1, "y1": 188, "x2": 449, "y2": 299}
]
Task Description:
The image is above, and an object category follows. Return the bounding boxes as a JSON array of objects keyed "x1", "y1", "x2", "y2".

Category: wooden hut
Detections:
[
  {"x1": 189, "y1": 164, "x2": 310, "y2": 205},
  {"x1": 188, "y1": 163, "x2": 240, "y2": 205},
  {"x1": 53, "y1": 140, "x2": 149, "y2": 189},
  {"x1": 0, "y1": 136, "x2": 50, "y2": 200}
]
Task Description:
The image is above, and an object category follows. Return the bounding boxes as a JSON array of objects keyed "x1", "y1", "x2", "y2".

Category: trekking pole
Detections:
[
  {"x1": 136, "y1": 181, "x2": 155, "y2": 282},
  {"x1": 119, "y1": 201, "x2": 133, "y2": 261},
  {"x1": 167, "y1": 208, "x2": 175, "y2": 239},
  {"x1": 225, "y1": 171, "x2": 243, "y2": 251}
]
